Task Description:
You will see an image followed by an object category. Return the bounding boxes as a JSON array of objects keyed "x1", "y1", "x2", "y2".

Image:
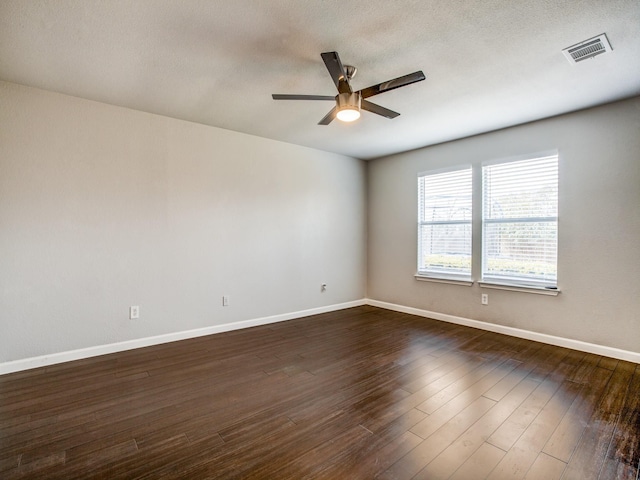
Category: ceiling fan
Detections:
[{"x1": 272, "y1": 51, "x2": 425, "y2": 125}]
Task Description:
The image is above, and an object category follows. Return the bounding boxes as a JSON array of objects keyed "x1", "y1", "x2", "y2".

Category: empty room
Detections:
[{"x1": 1, "y1": 1, "x2": 639, "y2": 479}]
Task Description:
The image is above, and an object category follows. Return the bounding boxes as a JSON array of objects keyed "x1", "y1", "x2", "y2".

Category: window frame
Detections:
[
  {"x1": 415, "y1": 152, "x2": 560, "y2": 294},
  {"x1": 480, "y1": 153, "x2": 559, "y2": 289},
  {"x1": 416, "y1": 165, "x2": 473, "y2": 283}
]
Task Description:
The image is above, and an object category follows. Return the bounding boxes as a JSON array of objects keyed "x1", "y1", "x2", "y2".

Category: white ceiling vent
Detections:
[{"x1": 562, "y1": 34, "x2": 612, "y2": 64}]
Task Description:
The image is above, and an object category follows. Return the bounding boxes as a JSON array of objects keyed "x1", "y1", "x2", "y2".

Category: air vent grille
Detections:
[{"x1": 563, "y1": 34, "x2": 612, "y2": 64}]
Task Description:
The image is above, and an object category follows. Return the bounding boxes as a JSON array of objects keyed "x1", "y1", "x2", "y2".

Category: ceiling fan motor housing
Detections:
[
  {"x1": 336, "y1": 92, "x2": 362, "y2": 122},
  {"x1": 337, "y1": 92, "x2": 361, "y2": 110}
]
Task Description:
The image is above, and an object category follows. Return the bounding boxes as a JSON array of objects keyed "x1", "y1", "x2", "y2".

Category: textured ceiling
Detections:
[{"x1": 1, "y1": 0, "x2": 639, "y2": 159}]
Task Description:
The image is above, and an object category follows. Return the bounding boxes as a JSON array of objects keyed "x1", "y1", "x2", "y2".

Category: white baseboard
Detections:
[
  {"x1": 3, "y1": 298, "x2": 637, "y2": 376},
  {"x1": 365, "y1": 299, "x2": 640, "y2": 364},
  {"x1": 0, "y1": 299, "x2": 367, "y2": 375}
]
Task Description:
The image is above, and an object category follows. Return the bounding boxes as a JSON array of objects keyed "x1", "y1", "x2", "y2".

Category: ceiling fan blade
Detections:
[
  {"x1": 318, "y1": 106, "x2": 337, "y2": 125},
  {"x1": 361, "y1": 100, "x2": 400, "y2": 119},
  {"x1": 272, "y1": 94, "x2": 335, "y2": 101},
  {"x1": 321, "y1": 51, "x2": 352, "y2": 94},
  {"x1": 358, "y1": 71, "x2": 425, "y2": 99}
]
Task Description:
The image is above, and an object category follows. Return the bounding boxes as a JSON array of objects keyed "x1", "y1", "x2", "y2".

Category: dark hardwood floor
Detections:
[{"x1": 1, "y1": 305, "x2": 638, "y2": 479}]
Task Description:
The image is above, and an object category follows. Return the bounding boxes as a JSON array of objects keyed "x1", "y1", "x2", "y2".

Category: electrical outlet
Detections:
[
  {"x1": 222, "y1": 295, "x2": 229, "y2": 307},
  {"x1": 129, "y1": 306, "x2": 140, "y2": 319},
  {"x1": 481, "y1": 294, "x2": 489, "y2": 305}
]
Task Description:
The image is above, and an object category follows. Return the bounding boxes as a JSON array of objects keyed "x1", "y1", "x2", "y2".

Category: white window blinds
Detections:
[
  {"x1": 482, "y1": 155, "x2": 558, "y2": 287},
  {"x1": 418, "y1": 167, "x2": 472, "y2": 278}
]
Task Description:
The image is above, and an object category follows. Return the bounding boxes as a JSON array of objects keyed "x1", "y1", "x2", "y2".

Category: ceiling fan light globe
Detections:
[{"x1": 337, "y1": 108, "x2": 361, "y2": 122}]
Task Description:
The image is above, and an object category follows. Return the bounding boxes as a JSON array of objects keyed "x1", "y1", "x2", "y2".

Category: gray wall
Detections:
[
  {"x1": 0, "y1": 81, "x2": 367, "y2": 362},
  {"x1": 2, "y1": 80, "x2": 638, "y2": 364},
  {"x1": 368, "y1": 97, "x2": 640, "y2": 352}
]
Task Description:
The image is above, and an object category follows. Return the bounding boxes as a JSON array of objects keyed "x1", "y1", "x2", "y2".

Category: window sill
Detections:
[
  {"x1": 479, "y1": 281, "x2": 560, "y2": 296},
  {"x1": 415, "y1": 274, "x2": 474, "y2": 286}
]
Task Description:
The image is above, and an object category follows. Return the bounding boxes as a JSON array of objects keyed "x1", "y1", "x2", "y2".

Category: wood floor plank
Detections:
[
  {"x1": 597, "y1": 364, "x2": 640, "y2": 480},
  {"x1": 486, "y1": 363, "x2": 573, "y2": 452},
  {"x1": 486, "y1": 380, "x2": 582, "y2": 480},
  {"x1": 561, "y1": 413, "x2": 619, "y2": 480},
  {"x1": 483, "y1": 361, "x2": 537, "y2": 402},
  {"x1": 416, "y1": 357, "x2": 517, "y2": 414},
  {"x1": 378, "y1": 396, "x2": 496, "y2": 480},
  {"x1": 312, "y1": 414, "x2": 425, "y2": 479},
  {"x1": 3, "y1": 451, "x2": 66, "y2": 480},
  {"x1": 523, "y1": 452, "x2": 567, "y2": 479},
  {"x1": 384, "y1": 351, "x2": 479, "y2": 394},
  {"x1": 597, "y1": 356, "x2": 620, "y2": 371},
  {"x1": 256, "y1": 424, "x2": 373, "y2": 479},
  {"x1": 162, "y1": 411, "x2": 358, "y2": 479},
  {"x1": 566, "y1": 351, "x2": 601, "y2": 385},
  {"x1": 561, "y1": 361, "x2": 636, "y2": 480},
  {"x1": 542, "y1": 366, "x2": 613, "y2": 462},
  {"x1": 450, "y1": 442, "x2": 506, "y2": 480},
  {"x1": 0, "y1": 306, "x2": 637, "y2": 479},
  {"x1": 0, "y1": 455, "x2": 21, "y2": 473},
  {"x1": 413, "y1": 376, "x2": 540, "y2": 480},
  {"x1": 409, "y1": 358, "x2": 516, "y2": 440},
  {"x1": 357, "y1": 392, "x2": 428, "y2": 434}
]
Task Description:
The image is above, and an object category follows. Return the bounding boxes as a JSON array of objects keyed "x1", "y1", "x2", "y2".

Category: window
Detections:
[
  {"x1": 418, "y1": 167, "x2": 472, "y2": 279},
  {"x1": 482, "y1": 155, "x2": 558, "y2": 287}
]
